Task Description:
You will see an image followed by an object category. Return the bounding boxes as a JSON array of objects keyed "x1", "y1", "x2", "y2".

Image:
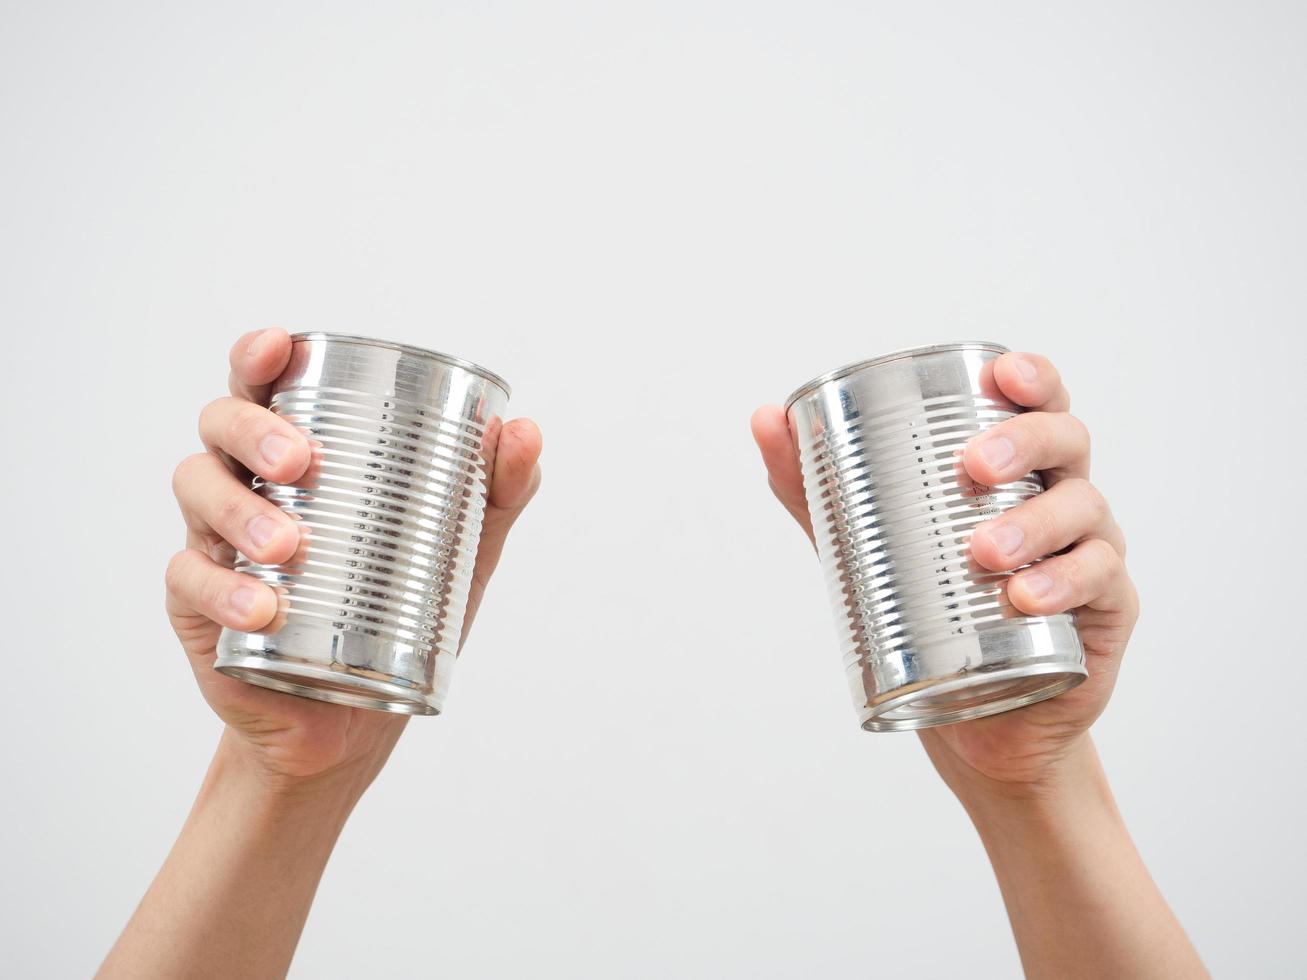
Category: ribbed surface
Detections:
[
  {"x1": 798, "y1": 393, "x2": 1043, "y2": 677},
  {"x1": 235, "y1": 387, "x2": 490, "y2": 664}
]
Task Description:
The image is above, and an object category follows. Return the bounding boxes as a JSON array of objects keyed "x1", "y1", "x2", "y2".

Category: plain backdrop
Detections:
[{"x1": 2, "y1": 2, "x2": 1305, "y2": 977}]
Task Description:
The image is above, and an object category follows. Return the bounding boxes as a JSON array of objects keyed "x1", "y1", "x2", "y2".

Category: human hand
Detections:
[
  {"x1": 752, "y1": 351, "x2": 1137, "y2": 799},
  {"x1": 165, "y1": 328, "x2": 542, "y2": 790}
]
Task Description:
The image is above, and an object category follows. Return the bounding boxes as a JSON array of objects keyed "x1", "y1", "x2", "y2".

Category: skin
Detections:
[
  {"x1": 100, "y1": 340, "x2": 1205, "y2": 978},
  {"x1": 98, "y1": 329, "x2": 542, "y2": 979},
  {"x1": 751, "y1": 351, "x2": 1207, "y2": 979}
]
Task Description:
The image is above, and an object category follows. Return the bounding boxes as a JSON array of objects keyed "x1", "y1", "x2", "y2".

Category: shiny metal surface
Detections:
[
  {"x1": 215, "y1": 333, "x2": 509, "y2": 715},
  {"x1": 786, "y1": 342, "x2": 1086, "y2": 732}
]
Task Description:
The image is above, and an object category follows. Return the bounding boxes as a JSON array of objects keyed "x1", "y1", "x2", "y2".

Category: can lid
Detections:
[
  {"x1": 290, "y1": 332, "x2": 511, "y2": 398},
  {"x1": 783, "y1": 341, "x2": 1009, "y2": 410}
]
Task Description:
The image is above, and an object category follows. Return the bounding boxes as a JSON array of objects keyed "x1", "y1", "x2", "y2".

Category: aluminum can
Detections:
[
  {"x1": 215, "y1": 332, "x2": 509, "y2": 715},
  {"x1": 785, "y1": 342, "x2": 1086, "y2": 732}
]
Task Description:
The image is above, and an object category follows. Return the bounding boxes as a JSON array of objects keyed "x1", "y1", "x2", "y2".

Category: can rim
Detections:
[
  {"x1": 783, "y1": 341, "x2": 1010, "y2": 410},
  {"x1": 290, "y1": 332, "x2": 511, "y2": 399}
]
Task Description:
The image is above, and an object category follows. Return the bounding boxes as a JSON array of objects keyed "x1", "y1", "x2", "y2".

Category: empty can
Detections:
[
  {"x1": 785, "y1": 342, "x2": 1086, "y2": 732},
  {"x1": 215, "y1": 332, "x2": 509, "y2": 715}
]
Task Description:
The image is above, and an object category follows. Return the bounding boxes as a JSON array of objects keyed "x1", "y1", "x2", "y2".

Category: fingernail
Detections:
[
  {"x1": 230, "y1": 586, "x2": 260, "y2": 615},
  {"x1": 978, "y1": 435, "x2": 1015, "y2": 470},
  {"x1": 260, "y1": 432, "x2": 292, "y2": 466},
  {"x1": 1012, "y1": 355, "x2": 1038, "y2": 383},
  {"x1": 989, "y1": 523, "x2": 1025, "y2": 556},
  {"x1": 247, "y1": 328, "x2": 272, "y2": 358},
  {"x1": 1018, "y1": 570, "x2": 1053, "y2": 598},
  {"x1": 247, "y1": 515, "x2": 279, "y2": 548}
]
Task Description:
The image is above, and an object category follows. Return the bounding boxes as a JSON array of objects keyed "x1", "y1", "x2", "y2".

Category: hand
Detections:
[
  {"x1": 166, "y1": 328, "x2": 542, "y2": 788},
  {"x1": 752, "y1": 351, "x2": 1138, "y2": 798}
]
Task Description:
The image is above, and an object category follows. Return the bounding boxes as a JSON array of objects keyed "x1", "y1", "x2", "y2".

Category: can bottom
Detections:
[
  {"x1": 214, "y1": 654, "x2": 439, "y2": 716},
  {"x1": 860, "y1": 662, "x2": 1086, "y2": 733}
]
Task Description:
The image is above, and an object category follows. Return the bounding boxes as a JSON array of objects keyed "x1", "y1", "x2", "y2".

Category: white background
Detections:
[{"x1": 2, "y1": 2, "x2": 1305, "y2": 976}]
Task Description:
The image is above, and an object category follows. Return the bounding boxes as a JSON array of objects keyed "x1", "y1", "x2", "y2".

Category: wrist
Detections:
[
  {"x1": 956, "y1": 742, "x2": 1129, "y2": 862},
  {"x1": 951, "y1": 737, "x2": 1119, "y2": 841},
  {"x1": 209, "y1": 729, "x2": 372, "y2": 822}
]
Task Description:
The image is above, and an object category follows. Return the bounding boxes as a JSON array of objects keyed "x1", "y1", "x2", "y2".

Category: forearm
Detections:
[
  {"x1": 955, "y1": 738, "x2": 1206, "y2": 979},
  {"x1": 98, "y1": 730, "x2": 367, "y2": 980}
]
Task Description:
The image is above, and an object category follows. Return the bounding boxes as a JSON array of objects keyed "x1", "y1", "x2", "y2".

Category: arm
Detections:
[
  {"x1": 97, "y1": 733, "x2": 374, "y2": 980},
  {"x1": 99, "y1": 329, "x2": 542, "y2": 980},
  {"x1": 752, "y1": 350, "x2": 1205, "y2": 979},
  {"x1": 951, "y1": 740, "x2": 1203, "y2": 979}
]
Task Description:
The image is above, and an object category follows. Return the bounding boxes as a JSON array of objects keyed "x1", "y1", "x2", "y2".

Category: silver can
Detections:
[
  {"x1": 785, "y1": 342, "x2": 1086, "y2": 732},
  {"x1": 215, "y1": 332, "x2": 510, "y2": 715}
]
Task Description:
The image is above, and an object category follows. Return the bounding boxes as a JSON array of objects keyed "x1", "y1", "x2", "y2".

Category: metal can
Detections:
[
  {"x1": 215, "y1": 332, "x2": 510, "y2": 715},
  {"x1": 785, "y1": 342, "x2": 1086, "y2": 732}
]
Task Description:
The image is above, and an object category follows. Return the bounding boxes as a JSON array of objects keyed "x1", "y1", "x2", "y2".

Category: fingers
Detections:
[
  {"x1": 487, "y1": 418, "x2": 543, "y2": 512},
  {"x1": 751, "y1": 405, "x2": 813, "y2": 539},
  {"x1": 963, "y1": 410, "x2": 1090, "y2": 488},
  {"x1": 172, "y1": 452, "x2": 302, "y2": 565},
  {"x1": 165, "y1": 548, "x2": 280, "y2": 633},
  {"x1": 970, "y1": 478, "x2": 1125, "y2": 572},
  {"x1": 476, "y1": 418, "x2": 543, "y2": 578},
  {"x1": 228, "y1": 328, "x2": 294, "y2": 404},
  {"x1": 198, "y1": 396, "x2": 312, "y2": 484},
  {"x1": 1007, "y1": 538, "x2": 1136, "y2": 618},
  {"x1": 463, "y1": 418, "x2": 543, "y2": 645},
  {"x1": 991, "y1": 351, "x2": 1071, "y2": 413}
]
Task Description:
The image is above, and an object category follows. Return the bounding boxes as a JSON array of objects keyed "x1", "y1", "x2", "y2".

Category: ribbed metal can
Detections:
[
  {"x1": 215, "y1": 332, "x2": 510, "y2": 715},
  {"x1": 785, "y1": 342, "x2": 1086, "y2": 732}
]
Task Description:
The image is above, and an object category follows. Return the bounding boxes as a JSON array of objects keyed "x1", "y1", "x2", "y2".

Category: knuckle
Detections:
[
  {"x1": 1126, "y1": 580, "x2": 1142, "y2": 621},
  {"x1": 1086, "y1": 537, "x2": 1122, "y2": 576},
  {"x1": 1018, "y1": 413, "x2": 1051, "y2": 458},
  {"x1": 1058, "y1": 554, "x2": 1085, "y2": 594},
  {"x1": 1066, "y1": 413, "x2": 1091, "y2": 454},
  {"x1": 198, "y1": 397, "x2": 227, "y2": 435},
  {"x1": 164, "y1": 549, "x2": 194, "y2": 594},
  {"x1": 225, "y1": 402, "x2": 268, "y2": 449},
  {"x1": 214, "y1": 491, "x2": 247, "y2": 530},
  {"x1": 1025, "y1": 504, "x2": 1059, "y2": 553},
  {"x1": 201, "y1": 569, "x2": 231, "y2": 614},
  {"x1": 171, "y1": 453, "x2": 208, "y2": 496},
  {"x1": 1076, "y1": 479, "x2": 1110, "y2": 521}
]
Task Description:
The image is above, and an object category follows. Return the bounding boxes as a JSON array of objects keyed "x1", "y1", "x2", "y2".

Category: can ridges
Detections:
[
  {"x1": 218, "y1": 335, "x2": 507, "y2": 714},
  {"x1": 276, "y1": 390, "x2": 491, "y2": 447},
  {"x1": 284, "y1": 464, "x2": 485, "y2": 505},
  {"x1": 276, "y1": 387, "x2": 493, "y2": 428},
  {"x1": 258, "y1": 591, "x2": 463, "y2": 643},
  {"x1": 262, "y1": 493, "x2": 485, "y2": 537},
  {"x1": 304, "y1": 426, "x2": 485, "y2": 461},
  {"x1": 264, "y1": 487, "x2": 481, "y2": 525},
  {"x1": 266, "y1": 582, "x2": 465, "y2": 626},
  {"x1": 809, "y1": 490, "x2": 1041, "y2": 547},
  {"x1": 787, "y1": 343, "x2": 1084, "y2": 731},
  {"x1": 259, "y1": 531, "x2": 467, "y2": 570}
]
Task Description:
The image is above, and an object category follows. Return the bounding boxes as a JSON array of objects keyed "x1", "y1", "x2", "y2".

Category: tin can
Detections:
[
  {"x1": 785, "y1": 342, "x2": 1086, "y2": 732},
  {"x1": 215, "y1": 332, "x2": 510, "y2": 715}
]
